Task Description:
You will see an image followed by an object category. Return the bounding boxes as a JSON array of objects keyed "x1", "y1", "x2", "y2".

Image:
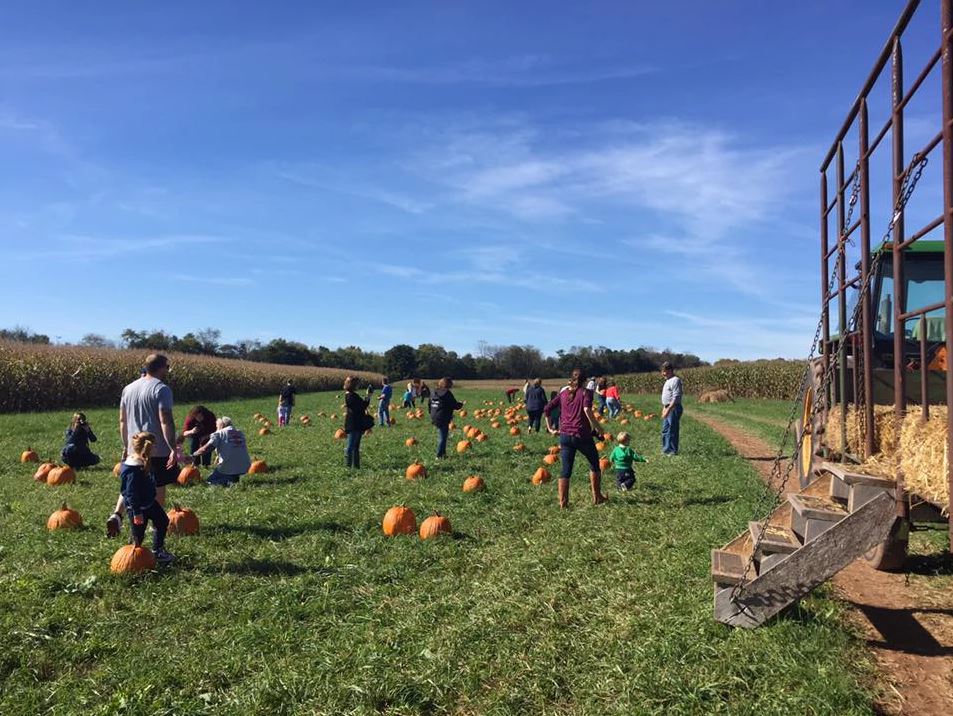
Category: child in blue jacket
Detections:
[{"x1": 119, "y1": 431, "x2": 175, "y2": 564}]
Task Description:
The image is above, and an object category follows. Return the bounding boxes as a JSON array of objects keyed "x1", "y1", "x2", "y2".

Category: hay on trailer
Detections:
[
  {"x1": 824, "y1": 405, "x2": 899, "y2": 458},
  {"x1": 899, "y1": 408, "x2": 950, "y2": 514},
  {"x1": 698, "y1": 389, "x2": 732, "y2": 403}
]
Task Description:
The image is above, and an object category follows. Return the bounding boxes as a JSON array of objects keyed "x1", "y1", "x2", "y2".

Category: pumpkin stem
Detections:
[{"x1": 60, "y1": 502, "x2": 68, "y2": 510}]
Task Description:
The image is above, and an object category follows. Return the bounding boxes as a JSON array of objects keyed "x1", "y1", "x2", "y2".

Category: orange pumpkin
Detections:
[
  {"x1": 46, "y1": 466, "x2": 76, "y2": 486},
  {"x1": 177, "y1": 465, "x2": 201, "y2": 486},
  {"x1": 20, "y1": 448, "x2": 39, "y2": 463},
  {"x1": 419, "y1": 513, "x2": 452, "y2": 539},
  {"x1": 110, "y1": 544, "x2": 156, "y2": 574},
  {"x1": 47, "y1": 502, "x2": 82, "y2": 530},
  {"x1": 248, "y1": 459, "x2": 268, "y2": 474},
  {"x1": 462, "y1": 475, "x2": 485, "y2": 492},
  {"x1": 167, "y1": 504, "x2": 200, "y2": 535},
  {"x1": 547, "y1": 445, "x2": 560, "y2": 455},
  {"x1": 619, "y1": 418, "x2": 629, "y2": 425},
  {"x1": 458, "y1": 410, "x2": 468, "y2": 417},
  {"x1": 334, "y1": 429, "x2": 346, "y2": 440},
  {"x1": 382, "y1": 505, "x2": 417, "y2": 536},
  {"x1": 644, "y1": 416, "x2": 652, "y2": 421},
  {"x1": 543, "y1": 454, "x2": 559, "y2": 465},
  {"x1": 456, "y1": 440, "x2": 472, "y2": 454},
  {"x1": 595, "y1": 441, "x2": 606, "y2": 452},
  {"x1": 33, "y1": 462, "x2": 57, "y2": 483},
  {"x1": 509, "y1": 427, "x2": 521, "y2": 436},
  {"x1": 634, "y1": 410, "x2": 643, "y2": 418},
  {"x1": 513, "y1": 442, "x2": 526, "y2": 453},
  {"x1": 603, "y1": 432, "x2": 614, "y2": 442},
  {"x1": 476, "y1": 433, "x2": 488, "y2": 443},
  {"x1": 599, "y1": 457, "x2": 611, "y2": 471},
  {"x1": 259, "y1": 427, "x2": 271, "y2": 436},
  {"x1": 405, "y1": 462, "x2": 427, "y2": 480},
  {"x1": 405, "y1": 437, "x2": 418, "y2": 447},
  {"x1": 532, "y1": 467, "x2": 551, "y2": 485}
]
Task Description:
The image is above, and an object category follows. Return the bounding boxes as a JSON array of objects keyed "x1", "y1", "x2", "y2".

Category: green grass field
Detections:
[{"x1": 1, "y1": 390, "x2": 881, "y2": 715}]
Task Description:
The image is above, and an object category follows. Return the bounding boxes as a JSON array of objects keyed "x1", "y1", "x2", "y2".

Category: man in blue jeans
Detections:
[
  {"x1": 660, "y1": 362, "x2": 683, "y2": 455},
  {"x1": 377, "y1": 377, "x2": 393, "y2": 427}
]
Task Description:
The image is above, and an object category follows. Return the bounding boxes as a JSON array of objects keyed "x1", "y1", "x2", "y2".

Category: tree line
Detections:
[{"x1": 4, "y1": 326, "x2": 707, "y2": 379}]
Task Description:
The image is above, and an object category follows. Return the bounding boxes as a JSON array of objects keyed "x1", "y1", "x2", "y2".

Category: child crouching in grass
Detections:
[
  {"x1": 120, "y1": 431, "x2": 174, "y2": 563},
  {"x1": 609, "y1": 431, "x2": 647, "y2": 491}
]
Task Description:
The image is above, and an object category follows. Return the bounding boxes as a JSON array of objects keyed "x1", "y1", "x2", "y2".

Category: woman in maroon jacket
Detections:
[
  {"x1": 179, "y1": 405, "x2": 217, "y2": 467},
  {"x1": 543, "y1": 368, "x2": 607, "y2": 509}
]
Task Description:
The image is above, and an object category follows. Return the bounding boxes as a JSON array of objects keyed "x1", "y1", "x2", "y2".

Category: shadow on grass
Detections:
[
  {"x1": 211, "y1": 559, "x2": 315, "y2": 577},
  {"x1": 679, "y1": 495, "x2": 735, "y2": 507},
  {"x1": 905, "y1": 550, "x2": 953, "y2": 576},
  {"x1": 210, "y1": 521, "x2": 349, "y2": 541},
  {"x1": 244, "y1": 474, "x2": 305, "y2": 487}
]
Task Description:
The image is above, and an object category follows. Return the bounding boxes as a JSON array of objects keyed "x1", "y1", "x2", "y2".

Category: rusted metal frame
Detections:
[
  {"x1": 821, "y1": 171, "x2": 831, "y2": 415},
  {"x1": 860, "y1": 98, "x2": 876, "y2": 459},
  {"x1": 826, "y1": 274, "x2": 863, "y2": 302},
  {"x1": 821, "y1": 0, "x2": 922, "y2": 172},
  {"x1": 901, "y1": 131, "x2": 942, "y2": 176},
  {"x1": 837, "y1": 144, "x2": 849, "y2": 460},
  {"x1": 942, "y1": 0, "x2": 953, "y2": 548},
  {"x1": 838, "y1": 166, "x2": 860, "y2": 195},
  {"x1": 824, "y1": 195, "x2": 838, "y2": 217},
  {"x1": 898, "y1": 300, "x2": 946, "y2": 320},
  {"x1": 896, "y1": 215, "x2": 944, "y2": 250},
  {"x1": 844, "y1": 218, "x2": 862, "y2": 241},
  {"x1": 920, "y1": 324, "x2": 930, "y2": 417},
  {"x1": 891, "y1": 35, "x2": 909, "y2": 520},
  {"x1": 825, "y1": 241, "x2": 840, "y2": 259},
  {"x1": 898, "y1": 46, "x2": 941, "y2": 112}
]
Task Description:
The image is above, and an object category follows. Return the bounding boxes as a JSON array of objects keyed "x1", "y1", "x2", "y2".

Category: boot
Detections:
[
  {"x1": 345, "y1": 450, "x2": 352, "y2": 468},
  {"x1": 590, "y1": 471, "x2": 608, "y2": 505},
  {"x1": 558, "y1": 478, "x2": 570, "y2": 509}
]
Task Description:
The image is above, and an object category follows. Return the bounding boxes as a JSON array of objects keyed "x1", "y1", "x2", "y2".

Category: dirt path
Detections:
[{"x1": 694, "y1": 413, "x2": 953, "y2": 716}]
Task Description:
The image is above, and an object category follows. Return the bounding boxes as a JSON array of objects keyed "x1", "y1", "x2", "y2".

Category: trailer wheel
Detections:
[
  {"x1": 795, "y1": 369, "x2": 821, "y2": 489},
  {"x1": 863, "y1": 518, "x2": 909, "y2": 571}
]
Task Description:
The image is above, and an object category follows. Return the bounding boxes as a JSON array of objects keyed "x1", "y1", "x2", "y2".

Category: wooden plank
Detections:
[
  {"x1": 819, "y1": 460, "x2": 896, "y2": 489},
  {"x1": 714, "y1": 492, "x2": 895, "y2": 628},
  {"x1": 711, "y1": 548, "x2": 755, "y2": 585},
  {"x1": 788, "y1": 493, "x2": 848, "y2": 521},
  {"x1": 748, "y1": 522, "x2": 800, "y2": 555}
]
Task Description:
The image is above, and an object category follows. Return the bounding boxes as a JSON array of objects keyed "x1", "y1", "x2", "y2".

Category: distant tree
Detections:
[
  {"x1": 196, "y1": 327, "x2": 222, "y2": 355},
  {"x1": 174, "y1": 333, "x2": 204, "y2": 354},
  {"x1": 258, "y1": 339, "x2": 314, "y2": 365},
  {"x1": 384, "y1": 344, "x2": 417, "y2": 379},
  {"x1": 0, "y1": 326, "x2": 50, "y2": 344},
  {"x1": 79, "y1": 333, "x2": 115, "y2": 349}
]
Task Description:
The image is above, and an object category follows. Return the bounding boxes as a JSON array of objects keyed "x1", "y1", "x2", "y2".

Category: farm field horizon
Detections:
[{"x1": 1, "y1": 389, "x2": 881, "y2": 715}]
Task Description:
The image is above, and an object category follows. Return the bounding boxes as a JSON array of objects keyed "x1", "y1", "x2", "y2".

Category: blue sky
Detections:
[{"x1": 0, "y1": 1, "x2": 943, "y2": 361}]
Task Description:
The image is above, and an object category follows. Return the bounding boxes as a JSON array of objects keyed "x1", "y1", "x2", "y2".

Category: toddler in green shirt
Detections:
[{"x1": 609, "y1": 431, "x2": 647, "y2": 491}]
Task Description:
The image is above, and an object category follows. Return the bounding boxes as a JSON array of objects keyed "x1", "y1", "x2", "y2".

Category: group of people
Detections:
[{"x1": 62, "y1": 353, "x2": 684, "y2": 560}]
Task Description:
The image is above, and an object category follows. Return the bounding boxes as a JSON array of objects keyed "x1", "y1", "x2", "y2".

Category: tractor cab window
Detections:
[{"x1": 875, "y1": 257, "x2": 945, "y2": 340}]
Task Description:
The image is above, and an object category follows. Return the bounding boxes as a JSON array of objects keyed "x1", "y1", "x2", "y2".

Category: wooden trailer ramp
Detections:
[{"x1": 713, "y1": 464, "x2": 897, "y2": 628}]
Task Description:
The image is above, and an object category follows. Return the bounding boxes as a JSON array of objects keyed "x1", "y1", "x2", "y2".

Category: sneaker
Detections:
[
  {"x1": 154, "y1": 548, "x2": 176, "y2": 564},
  {"x1": 105, "y1": 512, "x2": 122, "y2": 538}
]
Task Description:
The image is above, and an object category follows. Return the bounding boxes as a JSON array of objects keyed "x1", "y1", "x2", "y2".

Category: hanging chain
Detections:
[{"x1": 728, "y1": 152, "x2": 929, "y2": 608}]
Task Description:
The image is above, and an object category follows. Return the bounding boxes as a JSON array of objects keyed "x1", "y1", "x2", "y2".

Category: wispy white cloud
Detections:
[
  {"x1": 1, "y1": 234, "x2": 227, "y2": 262},
  {"x1": 273, "y1": 165, "x2": 433, "y2": 215},
  {"x1": 172, "y1": 274, "x2": 255, "y2": 287}
]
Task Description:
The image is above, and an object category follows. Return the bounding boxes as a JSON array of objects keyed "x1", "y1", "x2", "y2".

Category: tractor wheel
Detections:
[
  {"x1": 795, "y1": 367, "x2": 822, "y2": 489},
  {"x1": 864, "y1": 517, "x2": 909, "y2": 571}
]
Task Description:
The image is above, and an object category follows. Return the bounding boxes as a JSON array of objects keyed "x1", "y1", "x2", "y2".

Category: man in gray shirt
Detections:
[
  {"x1": 106, "y1": 353, "x2": 178, "y2": 537},
  {"x1": 660, "y1": 361, "x2": 683, "y2": 456}
]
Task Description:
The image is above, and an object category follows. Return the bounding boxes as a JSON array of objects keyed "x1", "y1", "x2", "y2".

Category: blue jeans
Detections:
[
  {"x1": 436, "y1": 424, "x2": 449, "y2": 457},
  {"x1": 378, "y1": 402, "x2": 391, "y2": 427},
  {"x1": 527, "y1": 410, "x2": 543, "y2": 432},
  {"x1": 606, "y1": 398, "x2": 622, "y2": 418},
  {"x1": 662, "y1": 403, "x2": 683, "y2": 454},
  {"x1": 345, "y1": 430, "x2": 363, "y2": 468},
  {"x1": 596, "y1": 394, "x2": 607, "y2": 414},
  {"x1": 559, "y1": 434, "x2": 601, "y2": 479},
  {"x1": 208, "y1": 469, "x2": 241, "y2": 487}
]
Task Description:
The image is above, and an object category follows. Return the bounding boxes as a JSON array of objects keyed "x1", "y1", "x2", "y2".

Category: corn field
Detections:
[
  {"x1": 616, "y1": 359, "x2": 805, "y2": 401},
  {"x1": 0, "y1": 341, "x2": 379, "y2": 413}
]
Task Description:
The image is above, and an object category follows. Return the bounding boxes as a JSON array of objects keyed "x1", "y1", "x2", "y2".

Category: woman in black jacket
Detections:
[
  {"x1": 62, "y1": 412, "x2": 100, "y2": 468},
  {"x1": 430, "y1": 377, "x2": 463, "y2": 458},
  {"x1": 343, "y1": 375, "x2": 372, "y2": 469},
  {"x1": 524, "y1": 378, "x2": 547, "y2": 433}
]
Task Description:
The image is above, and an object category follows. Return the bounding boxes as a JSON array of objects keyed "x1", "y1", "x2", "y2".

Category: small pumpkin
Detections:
[
  {"x1": 548, "y1": 445, "x2": 560, "y2": 455},
  {"x1": 177, "y1": 465, "x2": 201, "y2": 486},
  {"x1": 456, "y1": 440, "x2": 472, "y2": 454},
  {"x1": 334, "y1": 428, "x2": 346, "y2": 440},
  {"x1": 259, "y1": 427, "x2": 271, "y2": 436},
  {"x1": 167, "y1": 504, "x2": 200, "y2": 535},
  {"x1": 248, "y1": 459, "x2": 268, "y2": 474},
  {"x1": 462, "y1": 475, "x2": 485, "y2": 492},
  {"x1": 405, "y1": 437, "x2": 418, "y2": 447},
  {"x1": 509, "y1": 427, "x2": 521, "y2": 436},
  {"x1": 382, "y1": 505, "x2": 417, "y2": 536},
  {"x1": 634, "y1": 410, "x2": 643, "y2": 418},
  {"x1": 532, "y1": 467, "x2": 551, "y2": 485},
  {"x1": 419, "y1": 513, "x2": 452, "y2": 539},
  {"x1": 595, "y1": 441, "x2": 606, "y2": 452},
  {"x1": 491, "y1": 421, "x2": 501, "y2": 429},
  {"x1": 458, "y1": 410, "x2": 468, "y2": 417},
  {"x1": 110, "y1": 544, "x2": 156, "y2": 574},
  {"x1": 405, "y1": 461, "x2": 427, "y2": 480},
  {"x1": 543, "y1": 454, "x2": 559, "y2": 465},
  {"x1": 46, "y1": 466, "x2": 76, "y2": 486},
  {"x1": 476, "y1": 433, "x2": 488, "y2": 443},
  {"x1": 47, "y1": 502, "x2": 83, "y2": 530},
  {"x1": 20, "y1": 448, "x2": 39, "y2": 463},
  {"x1": 619, "y1": 418, "x2": 629, "y2": 425},
  {"x1": 603, "y1": 432, "x2": 614, "y2": 442},
  {"x1": 599, "y1": 457, "x2": 611, "y2": 471},
  {"x1": 34, "y1": 462, "x2": 58, "y2": 483},
  {"x1": 513, "y1": 442, "x2": 526, "y2": 453}
]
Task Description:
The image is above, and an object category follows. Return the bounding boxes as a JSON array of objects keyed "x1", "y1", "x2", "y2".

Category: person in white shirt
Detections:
[
  {"x1": 192, "y1": 417, "x2": 252, "y2": 486},
  {"x1": 660, "y1": 362, "x2": 683, "y2": 455}
]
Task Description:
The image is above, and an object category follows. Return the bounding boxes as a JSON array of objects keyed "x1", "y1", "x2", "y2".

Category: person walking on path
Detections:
[
  {"x1": 344, "y1": 376, "x2": 373, "y2": 469},
  {"x1": 61, "y1": 412, "x2": 101, "y2": 469},
  {"x1": 377, "y1": 377, "x2": 393, "y2": 427},
  {"x1": 543, "y1": 368, "x2": 607, "y2": 509},
  {"x1": 192, "y1": 416, "x2": 251, "y2": 486},
  {"x1": 107, "y1": 353, "x2": 178, "y2": 538},
  {"x1": 178, "y1": 405, "x2": 216, "y2": 467},
  {"x1": 277, "y1": 380, "x2": 296, "y2": 427},
  {"x1": 524, "y1": 378, "x2": 547, "y2": 433},
  {"x1": 430, "y1": 377, "x2": 463, "y2": 458},
  {"x1": 660, "y1": 362, "x2": 683, "y2": 455},
  {"x1": 605, "y1": 381, "x2": 623, "y2": 418}
]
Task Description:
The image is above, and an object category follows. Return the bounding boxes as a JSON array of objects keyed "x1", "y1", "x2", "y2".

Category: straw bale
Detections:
[
  {"x1": 899, "y1": 408, "x2": 950, "y2": 513},
  {"x1": 825, "y1": 405, "x2": 898, "y2": 458},
  {"x1": 698, "y1": 389, "x2": 732, "y2": 404}
]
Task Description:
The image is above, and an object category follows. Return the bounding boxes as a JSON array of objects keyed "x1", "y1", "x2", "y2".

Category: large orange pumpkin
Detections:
[
  {"x1": 33, "y1": 462, "x2": 58, "y2": 483},
  {"x1": 595, "y1": 441, "x2": 606, "y2": 452},
  {"x1": 47, "y1": 502, "x2": 83, "y2": 530},
  {"x1": 110, "y1": 544, "x2": 156, "y2": 574},
  {"x1": 405, "y1": 462, "x2": 427, "y2": 480},
  {"x1": 167, "y1": 504, "x2": 199, "y2": 535},
  {"x1": 509, "y1": 427, "x2": 521, "y2": 436},
  {"x1": 46, "y1": 466, "x2": 76, "y2": 486},
  {"x1": 532, "y1": 467, "x2": 551, "y2": 485},
  {"x1": 456, "y1": 440, "x2": 472, "y2": 454},
  {"x1": 419, "y1": 513, "x2": 452, "y2": 539},
  {"x1": 382, "y1": 506, "x2": 417, "y2": 536},
  {"x1": 177, "y1": 465, "x2": 201, "y2": 486},
  {"x1": 259, "y1": 427, "x2": 271, "y2": 436},
  {"x1": 543, "y1": 454, "x2": 559, "y2": 465},
  {"x1": 20, "y1": 448, "x2": 39, "y2": 463},
  {"x1": 462, "y1": 475, "x2": 485, "y2": 492},
  {"x1": 599, "y1": 457, "x2": 611, "y2": 471},
  {"x1": 248, "y1": 460, "x2": 268, "y2": 474},
  {"x1": 512, "y1": 442, "x2": 526, "y2": 453},
  {"x1": 334, "y1": 429, "x2": 346, "y2": 440},
  {"x1": 405, "y1": 437, "x2": 418, "y2": 447},
  {"x1": 458, "y1": 410, "x2": 468, "y2": 417},
  {"x1": 476, "y1": 433, "x2": 488, "y2": 443}
]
